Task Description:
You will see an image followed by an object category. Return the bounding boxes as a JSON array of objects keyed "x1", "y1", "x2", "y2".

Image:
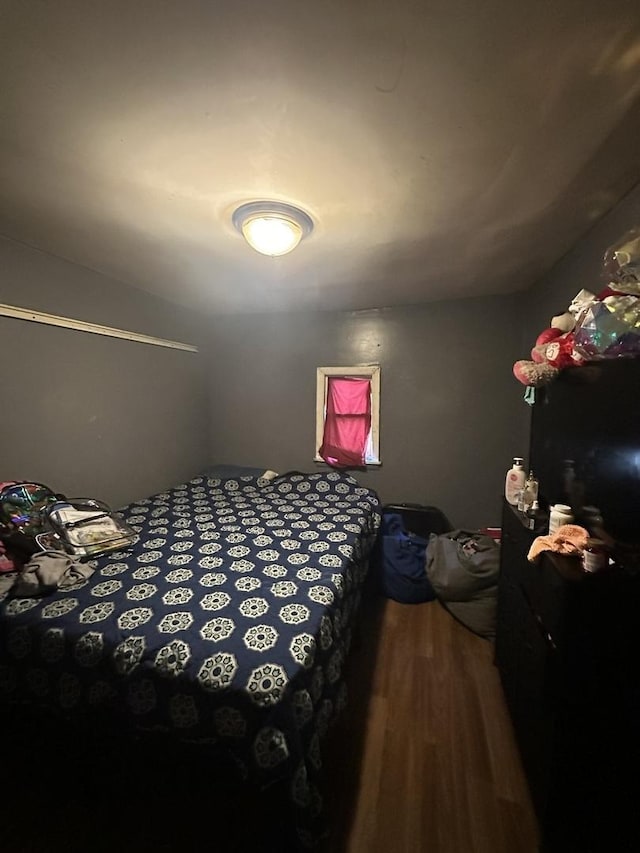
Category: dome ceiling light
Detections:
[{"x1": 232, "y1": 201, "x2": 314, "y2": 257}]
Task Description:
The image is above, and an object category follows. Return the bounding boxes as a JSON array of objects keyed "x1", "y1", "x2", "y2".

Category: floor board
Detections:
[{"x1": 324, "y1": 596, "x2": 539, "y2": 853}]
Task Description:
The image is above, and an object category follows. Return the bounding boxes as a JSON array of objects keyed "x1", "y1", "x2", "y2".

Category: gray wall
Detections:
[
  {"x1": 205, "y1": 295, "x2": 525, "y2": 529},
  {"x1": 0, "y1": 237, "x2": 210, "y2": 508},
  {"x1": 6, "y1": 177, "x2": 636, "y2": 522}
]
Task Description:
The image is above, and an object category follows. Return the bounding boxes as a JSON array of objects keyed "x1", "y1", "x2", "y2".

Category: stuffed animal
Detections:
[
  {"x1": 515, "y1": 234, "x2": 640, "y2": 389},
  {"x1": 512, "y1": 278, "x2": 640, "y2": 387},
  {"x1": 512, "y1": 305, "x2": 586, "y2": 387},
  {"x1": 512, "y1": 358, "x2": 559, "y2": 386}
]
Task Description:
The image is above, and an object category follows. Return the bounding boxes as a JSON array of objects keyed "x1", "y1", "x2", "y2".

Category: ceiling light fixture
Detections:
[{"x1": 232, "y1": 201, "x2": 314, "y2": 257}]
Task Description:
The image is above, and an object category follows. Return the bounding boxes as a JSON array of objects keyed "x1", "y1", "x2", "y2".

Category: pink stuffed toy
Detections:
[
  {"x1": 513, "y1": 309, "x2": 583, "y2": 387},
  {"x1": 530, "y1": 327, "x2": 563, "y2": 363},
  {"x1": 544, "y1": 332, "x2": 578, "y2": 369},
  {"x1": 513, "y1": 359, "x2": 559, "y2": 386}
]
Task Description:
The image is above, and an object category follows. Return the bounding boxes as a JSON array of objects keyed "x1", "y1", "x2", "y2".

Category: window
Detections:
[{"x1": 315, "y1": 365, "x2": 381, "y2": 466}]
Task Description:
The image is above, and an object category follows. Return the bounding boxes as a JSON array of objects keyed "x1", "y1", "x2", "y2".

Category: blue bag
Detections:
[{"x1": 376, "y1": 511, "x2": 436, "y2": 603}]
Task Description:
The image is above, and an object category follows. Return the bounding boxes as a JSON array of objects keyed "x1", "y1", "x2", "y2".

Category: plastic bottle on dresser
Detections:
[
  {"x1": 519, "y1": 470, "x2": 539, "y2": 512},
  {"x1": 582, "y1": 538, "x2": 608, "y2": 573},
  {"x1": 581, "y1": 505, "x2": 604, "y2": 537},
  {"x1": 505, "y1": 457, "x2": 526, "y2": 506},
  {"x1": 525, "y1": 500, "x2": 546, "y2": 532},
  {"x1": 523, "y1": 471, "x2": 539, "y2": 509},
  {"x1": 549, "y1": 503, "x2": 574, "y2": 535}
]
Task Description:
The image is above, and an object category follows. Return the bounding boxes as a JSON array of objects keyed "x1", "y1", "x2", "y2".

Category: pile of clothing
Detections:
[{"x1": 0, "y1": 550, "x2": 94, "y2": 597}]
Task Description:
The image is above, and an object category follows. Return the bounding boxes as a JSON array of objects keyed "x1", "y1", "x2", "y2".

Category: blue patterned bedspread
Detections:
[{"x1": 0, "y1": 470, "x2": 380, "y2": 848}]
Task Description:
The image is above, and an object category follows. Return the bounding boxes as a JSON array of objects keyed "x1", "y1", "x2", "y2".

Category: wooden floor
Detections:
[{"x1": 324, "y1": 596, "x2": 539, "y2": 853}]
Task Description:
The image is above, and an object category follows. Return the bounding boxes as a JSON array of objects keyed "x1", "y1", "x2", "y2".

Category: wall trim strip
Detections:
[{"x1": 0, "y1": 302, "x2": 199, "y2": 352}]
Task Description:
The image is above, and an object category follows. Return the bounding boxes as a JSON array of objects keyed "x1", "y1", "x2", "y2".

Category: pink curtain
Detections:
[{"x1": 319, "y1": 377, "x2": 371, "y2": 467}]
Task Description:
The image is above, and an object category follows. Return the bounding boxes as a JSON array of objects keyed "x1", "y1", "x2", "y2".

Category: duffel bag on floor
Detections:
[
  {"x1": 425, "y1": 529, "x2": 500, "y2": 639},
  {"x1": 376, "y1": 510, "x2": 437, "y2": 604},
  {"x1": 382, "y1": 502, "x2": 451, "y2": 539}
]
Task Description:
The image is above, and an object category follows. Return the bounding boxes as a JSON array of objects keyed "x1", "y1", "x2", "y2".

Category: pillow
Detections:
[{"x1": 204, "y1": 464, "x2": 276, "y2": 479}]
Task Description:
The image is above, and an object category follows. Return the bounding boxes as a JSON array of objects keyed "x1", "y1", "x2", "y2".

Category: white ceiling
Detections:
[{"x1": 1, "y1": 0, "x2": 640, "y2": 315}]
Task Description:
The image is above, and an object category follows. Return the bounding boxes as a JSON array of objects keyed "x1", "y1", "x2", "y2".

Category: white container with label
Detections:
[
  {"x1": 582, "y1": 538, "x2": 608, "y2": 573},
  {"x1": 549, "y1": 503, "x2": 574, "y2": 535},
  {"x1": 505, "y1": 457, "x2": 526, "y2": 506}
]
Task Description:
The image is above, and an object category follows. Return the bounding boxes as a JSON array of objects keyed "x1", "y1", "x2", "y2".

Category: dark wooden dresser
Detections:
[{"x1": 495, "y1": 500, "x2": 640, "y2": 852}]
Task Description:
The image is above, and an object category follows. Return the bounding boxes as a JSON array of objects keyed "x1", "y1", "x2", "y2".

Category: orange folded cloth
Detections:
[{"x1": 527, "y1": 524, "x2": 589, "y2": 562}]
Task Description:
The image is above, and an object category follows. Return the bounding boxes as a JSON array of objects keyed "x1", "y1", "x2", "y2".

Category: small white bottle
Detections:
[
  {"x1": 505, "y1": 457, "x2": 526, "y2": 506},
  {"x1": 522, "y1": 470, "x2": 539, "y2": 511},
  {"x1": 549, "y1": 503, "x2": 574, "y2": 535},
  {"x1": 526, "y1": 499, "x2": 544, "y2": 531}
]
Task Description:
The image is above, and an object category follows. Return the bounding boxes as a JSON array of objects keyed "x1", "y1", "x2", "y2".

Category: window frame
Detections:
[{"x1": 314, "y1": 365, "x2": 381, "y2": 466}]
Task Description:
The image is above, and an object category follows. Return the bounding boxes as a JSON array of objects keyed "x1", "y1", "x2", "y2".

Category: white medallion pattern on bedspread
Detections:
[{"x1": 0, "y1": 470, "x2": 381, "y2": 849}]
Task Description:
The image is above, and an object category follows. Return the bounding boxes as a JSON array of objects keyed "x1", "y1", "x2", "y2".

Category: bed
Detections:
[{"x1": 0, "y1": 469, "x2": 381, "y2": 849}]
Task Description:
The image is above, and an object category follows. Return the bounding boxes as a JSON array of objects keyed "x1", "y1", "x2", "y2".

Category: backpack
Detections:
[
  {"x1": 0, "y1": 482, "x2": 137, "y2": 562},
  {"x1": 0, "y1": 481, "x2": 63, "y2": 566},
  {"x1": 43, "y1": 498, "x2": 138, "y2": 558}
]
